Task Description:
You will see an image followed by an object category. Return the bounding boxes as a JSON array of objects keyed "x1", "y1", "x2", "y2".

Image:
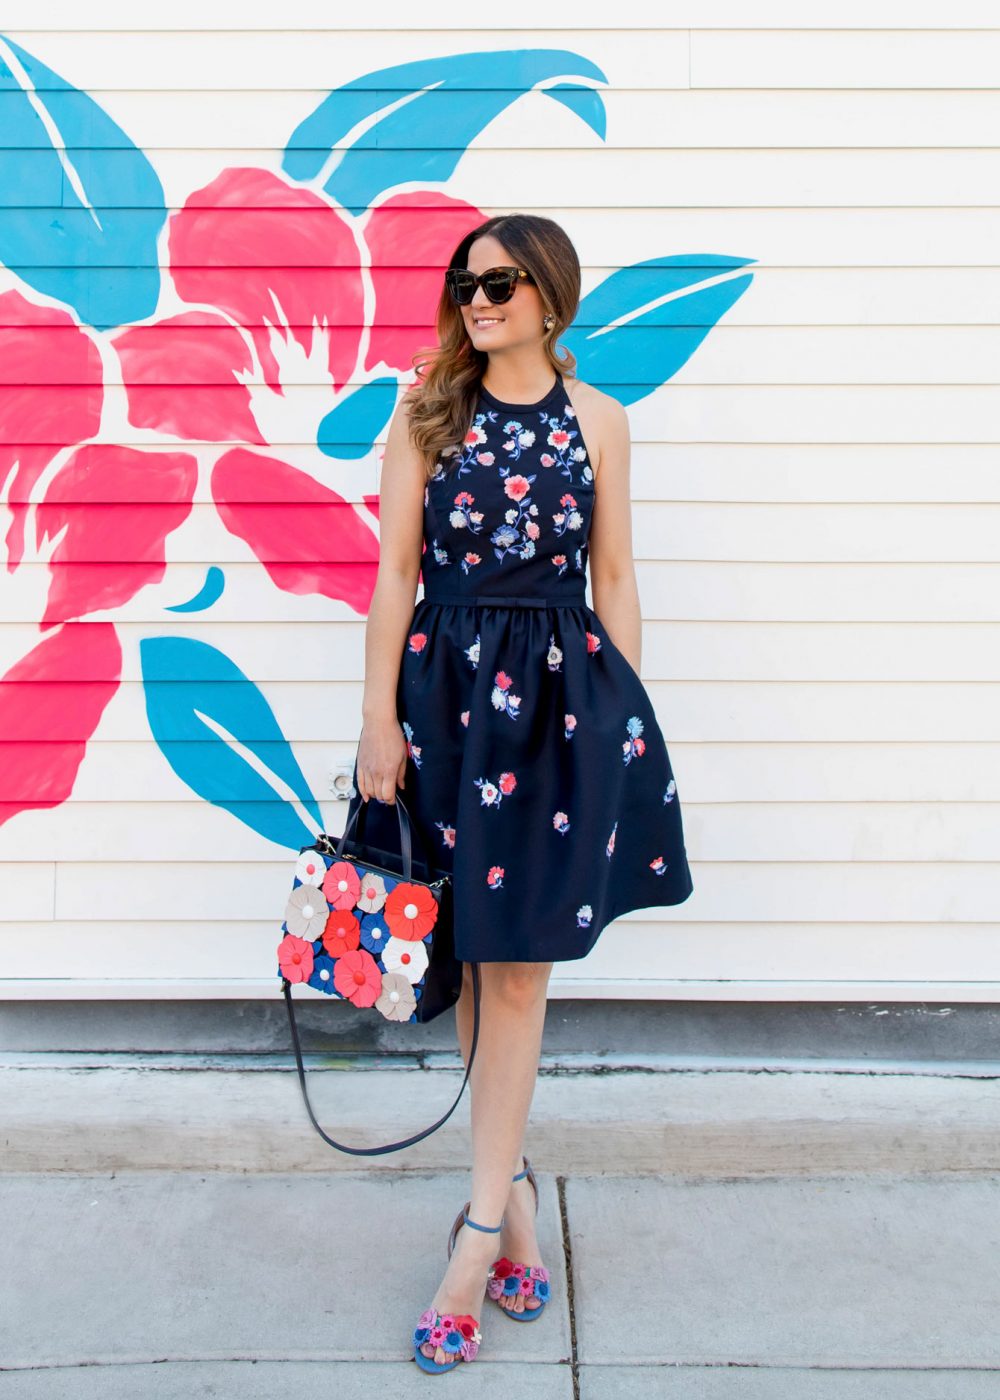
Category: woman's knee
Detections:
[{"x1": 465, "y1": 959, "x2": 553, "y2": 1006}]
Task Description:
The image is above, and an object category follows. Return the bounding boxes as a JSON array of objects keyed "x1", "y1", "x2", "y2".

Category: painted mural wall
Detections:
[{"x1": 1, "y1": 3, "x2": 996, "y2": 1000}]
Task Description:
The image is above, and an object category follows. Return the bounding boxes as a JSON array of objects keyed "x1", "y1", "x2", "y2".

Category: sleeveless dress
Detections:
[{"x1": 352, "y1": 368, "x2": 694, "y2": 963}]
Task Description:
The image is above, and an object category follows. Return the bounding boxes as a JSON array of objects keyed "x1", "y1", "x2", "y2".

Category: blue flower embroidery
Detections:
[{"x1": 623, "y1": 716, "x2": 645, "y2": 765}]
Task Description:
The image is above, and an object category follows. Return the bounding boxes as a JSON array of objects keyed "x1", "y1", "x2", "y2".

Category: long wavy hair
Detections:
[{"x1": 406, "y1": 214, "x2": 581, "y2": 481}]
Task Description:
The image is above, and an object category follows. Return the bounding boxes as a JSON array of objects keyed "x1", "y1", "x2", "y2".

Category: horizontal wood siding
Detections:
[{"x1": 0, "y1": 3, "x2": 996, "y2": 999}]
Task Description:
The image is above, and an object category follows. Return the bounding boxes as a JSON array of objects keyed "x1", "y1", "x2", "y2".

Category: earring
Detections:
[{"x1": 543, "y1": 314, "x2": 554, "y2": 331}]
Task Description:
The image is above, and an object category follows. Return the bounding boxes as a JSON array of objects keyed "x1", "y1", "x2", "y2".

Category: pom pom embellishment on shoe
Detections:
[{"x1": 412, "y1": 1308, "x2": 483, "y2": 1372}]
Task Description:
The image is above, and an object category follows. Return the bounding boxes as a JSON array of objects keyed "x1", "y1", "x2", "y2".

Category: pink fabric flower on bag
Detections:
[
  {"x1": 332, "y1": 947, "x2": 382, "y2": 1007},
  {"x1": 277, "y1": 933, "x2": 314, "y2": 983},
  {"x1": 322, "y1": 860, "x2": 360, "y2": 909}
]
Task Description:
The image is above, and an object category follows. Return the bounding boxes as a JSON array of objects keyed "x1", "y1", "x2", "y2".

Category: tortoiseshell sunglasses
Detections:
[{"x1": 444, "y1": 266, "x2": 536, "y2": 305}]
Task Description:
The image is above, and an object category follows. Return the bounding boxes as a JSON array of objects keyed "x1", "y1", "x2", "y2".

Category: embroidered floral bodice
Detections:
[{"x1": 420, "y1": 370, "x2": 595, "y2": 601}]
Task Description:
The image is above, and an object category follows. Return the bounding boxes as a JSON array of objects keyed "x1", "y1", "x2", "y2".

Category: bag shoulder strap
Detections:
[{"x1": 281, "y1": 963, "x2": 480, "y2": 1155}]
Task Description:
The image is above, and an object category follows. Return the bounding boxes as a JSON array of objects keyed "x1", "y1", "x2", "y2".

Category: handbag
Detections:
[{"x1": 277, "y1": 790, "x2": 481, "y2": 1156}]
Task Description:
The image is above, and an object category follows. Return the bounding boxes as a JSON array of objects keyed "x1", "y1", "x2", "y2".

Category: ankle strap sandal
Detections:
[
  {"x1": 487, "y1": 1155, "x2": 551, "y2": 1322},
  {"x1": 413, "y1": 1210, "x2": 503, "y2": 1373}
]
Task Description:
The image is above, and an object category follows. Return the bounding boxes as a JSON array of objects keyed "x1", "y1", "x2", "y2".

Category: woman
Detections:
[{"x1": 352, "y1": 213, "x2": 694, "y2": 1373}]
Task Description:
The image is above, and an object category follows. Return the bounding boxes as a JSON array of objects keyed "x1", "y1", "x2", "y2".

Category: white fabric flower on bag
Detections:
[
  {"x1": 355, "y1": 870, "x2": 389, "y2": 913},
  {"x1": 295, "y1": 849, "x2": 328, "y2": 887},
  {"x1": 285, "y1": 883, "x2": 330, "y2": 939},
  {"x1": 381, "y1": 935, "x2": 429, "y2": 984},
  {"x1": 375, "y1": 972, "x2": 418, "y2": 1022}
]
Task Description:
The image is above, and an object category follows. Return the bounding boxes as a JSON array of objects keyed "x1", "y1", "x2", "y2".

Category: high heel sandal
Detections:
[
  {"x1": 446, "y1": 1158, "x2": 551, "y2": 1324},
  {"x1": 412, "y1": 1208, "x2": 504, "y2": 1374},
  {"x1": 487, "y1": 1156, "x2": 551, "y2": 1321}
]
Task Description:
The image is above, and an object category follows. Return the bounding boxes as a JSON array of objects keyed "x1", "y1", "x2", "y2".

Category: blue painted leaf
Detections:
[
  {"x1": 317, "y1": 376, "x2": 397, "y2": 460},
  {"x1": 0, "y1": 35, "x2": 165, "y2": 328},
  {"x1": 283, "y1": 49, "x2": 607, "y2": 214},
  {"x1": 165, "y1": 566, "x2": 226, "y2": 614},
  {"x1": 562, "y1": 255, "x2": 756, "y2": 405},
  {"x1": 140, "y1": 636, "x2": 323, "y2": 851}
]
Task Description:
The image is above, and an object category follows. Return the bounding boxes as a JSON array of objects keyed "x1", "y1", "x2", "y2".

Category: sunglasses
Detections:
[{"x1": 444, "y1": 265, "x2": 536, "y2": 306}]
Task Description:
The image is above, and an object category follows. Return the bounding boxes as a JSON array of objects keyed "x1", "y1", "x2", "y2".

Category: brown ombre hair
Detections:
[{"x1": 406, "y1": 214, "x2": 582, "y2": 481}]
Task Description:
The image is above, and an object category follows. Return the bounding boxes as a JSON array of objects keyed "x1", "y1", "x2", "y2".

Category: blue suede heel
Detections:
[
  {"x1": 413, "y1": 1208, "x2": 504, "y2": 1374},
  {"x1": 487, "y1": 1156, "x2": 551, "y2": 1322}
]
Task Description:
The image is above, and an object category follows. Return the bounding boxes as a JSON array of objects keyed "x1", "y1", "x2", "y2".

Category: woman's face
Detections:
[{"x1": 458, "y1": 234, "x2": 548, "y2": 354}]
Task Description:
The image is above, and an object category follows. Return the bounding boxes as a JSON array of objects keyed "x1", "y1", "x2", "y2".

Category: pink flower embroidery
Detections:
[
  {"x1": 408, "y1": 632, "x2": 428, "y2": 653},
  {"x1": 435, "y1": 821, "x2": 457, "y2": 849},
  {"x1": 491, "y1": 671, "x2": 522, "y2": 720},
  {"x1": 503, "y1": 475, "x2": 531, "y2": 502},
  {"x1": 487, "y1": 866, "x2": 505, "y2": 889}
]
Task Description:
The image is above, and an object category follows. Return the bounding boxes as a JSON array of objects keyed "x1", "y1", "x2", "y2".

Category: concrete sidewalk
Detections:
[{"x1": 2, "y1": 1062, "x2": 1000, "y2": 1394}]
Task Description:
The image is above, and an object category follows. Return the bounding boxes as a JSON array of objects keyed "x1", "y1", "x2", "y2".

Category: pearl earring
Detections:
[{"x1": 543, "y1": 314, "x2": 554, "y2": 330}]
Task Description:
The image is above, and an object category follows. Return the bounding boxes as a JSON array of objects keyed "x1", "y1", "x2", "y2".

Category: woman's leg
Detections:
[
  {"x1": 419, "y1": 958, "x2": 552, "y2": 1365},
  {"x1": 454, "y1": 959, "x2": 550, "y2": 1314}
]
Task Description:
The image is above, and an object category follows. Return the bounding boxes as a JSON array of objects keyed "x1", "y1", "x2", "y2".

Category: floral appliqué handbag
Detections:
[{"x1": 277, "y1": 790, "x2": 482, "y2": 1155}]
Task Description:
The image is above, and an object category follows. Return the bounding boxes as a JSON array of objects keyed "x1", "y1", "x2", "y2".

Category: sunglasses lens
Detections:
[
  {"x1": 446, "y1": 270, "x2": 476, "y2": 303},
  {"x1": 483, "y1": 270, "x2": 516, "y2": 303}
]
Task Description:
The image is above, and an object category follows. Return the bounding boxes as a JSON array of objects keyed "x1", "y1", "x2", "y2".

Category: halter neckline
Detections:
[{"x1": 478, "y1": 370, "x2": 562, "y2": 414}]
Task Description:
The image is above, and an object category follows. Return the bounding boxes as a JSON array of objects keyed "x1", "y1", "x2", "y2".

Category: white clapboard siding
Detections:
[
  {"x1": 9, "y1": 330, "x2": 998, "y2": 384},
  {"x1": 1, "y1": 8, "x2": 998, "y2": 1001}
]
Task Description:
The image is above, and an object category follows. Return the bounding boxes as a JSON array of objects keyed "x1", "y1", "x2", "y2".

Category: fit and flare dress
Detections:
[{"x1": 351, "y1": 368, "x2": 694, "y2": 963}]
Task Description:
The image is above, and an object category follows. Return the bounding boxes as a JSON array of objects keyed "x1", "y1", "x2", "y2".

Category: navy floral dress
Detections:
[{"x1": 351, "y1": 368, "x2": 693, "y2": 963}]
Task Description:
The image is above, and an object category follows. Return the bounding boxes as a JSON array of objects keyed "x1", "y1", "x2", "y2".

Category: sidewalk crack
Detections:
[{"x1": 557, "y1": 1174, "x2": 580, "y2": 1400}]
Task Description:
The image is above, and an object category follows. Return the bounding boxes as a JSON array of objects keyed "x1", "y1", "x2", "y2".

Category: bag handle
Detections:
[
  {"x1": 281, "y1": 963, "x2": 480, "y2": 1155},
  {"x1": 334, "y1": 790, "x2": 418, "y2": 878}
]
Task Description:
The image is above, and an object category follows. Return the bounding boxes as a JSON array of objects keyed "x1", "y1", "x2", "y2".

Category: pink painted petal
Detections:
[
  {"x1": 169, "y1": 167, "x2": 363, "y2": 393},
  {"x1": 36, "y1": 445, "x2": 198, "y2": 629},
  {"x1": 362, "y1": 193, "x2": 485, "y2": 375},
  {"x1": 0, "y1": 621, "x2": 120, "y2": 830},
  {"x1": 112, "y1": 312, "x2": 264, "y2": 444},
  {"x1": 0, "y1": 291, "x2": 103, "y2": 572},
  {"x1": 211, "y1": 448, "x2": 379, "y2": 614}
]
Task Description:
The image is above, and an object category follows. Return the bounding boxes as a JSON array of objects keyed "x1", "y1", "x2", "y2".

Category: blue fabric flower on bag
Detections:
[
  {"x1": 359, "y1": 912, "x2": 391, "y2": 956},
  {"x1": 308, "y1": 953, "x2": 340, "y2": 995}
]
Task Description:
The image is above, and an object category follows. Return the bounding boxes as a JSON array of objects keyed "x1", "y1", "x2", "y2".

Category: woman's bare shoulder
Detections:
[{"x1": 561, "y1": 375, "x2": 627, "y2": 479}]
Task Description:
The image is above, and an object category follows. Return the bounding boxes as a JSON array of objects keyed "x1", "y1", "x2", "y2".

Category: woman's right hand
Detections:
[{"x1": 355, "y1": 717, "x2": 408, "y2": 805}]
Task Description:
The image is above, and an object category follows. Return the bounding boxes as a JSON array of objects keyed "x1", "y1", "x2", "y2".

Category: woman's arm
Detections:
[
  {"x1": 587, "y1": 394, "x2": 643, "y2": 674},
  {"x1": 356, "y1": 394, "x2": 426, "y2": 802}
]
